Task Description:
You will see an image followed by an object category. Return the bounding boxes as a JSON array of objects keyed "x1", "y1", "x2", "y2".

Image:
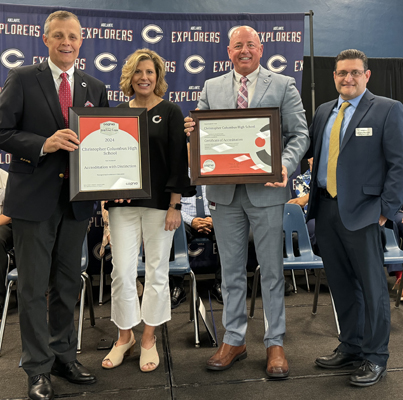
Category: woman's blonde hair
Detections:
[{"x1": 120, "y1": 48, "x2": 168, "y2": 97}]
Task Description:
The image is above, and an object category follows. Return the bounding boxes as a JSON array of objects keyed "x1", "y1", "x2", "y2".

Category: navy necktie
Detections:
[{"x1": 195, "y1": 186, "x2": 205, "y2": 218}]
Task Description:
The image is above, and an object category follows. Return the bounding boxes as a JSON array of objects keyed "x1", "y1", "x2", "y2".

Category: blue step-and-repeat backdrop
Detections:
[{"x1": 0, "y1": 4, "x2": 305, "y2": 273}]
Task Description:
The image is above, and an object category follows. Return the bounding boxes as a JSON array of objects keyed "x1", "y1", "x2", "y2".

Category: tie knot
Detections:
[
  {"x1": 240, "y1": 76, "x2": 248, "y2": 85},
  {"x1": 60, "y1": 72, "x2": 69, "y2": 81},
  {"x1": 340, "y1": 101, "x2": 350, "y2": 112}
]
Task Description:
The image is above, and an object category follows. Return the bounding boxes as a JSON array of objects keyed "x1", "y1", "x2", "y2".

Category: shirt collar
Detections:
[
  {"x1": 233, "y1": 66, "x2": 260, "y2": 84},
  {"x1": 48, "y1": 58, "x2": 75, "y2": 81},
  {"x1": 337, "y1": 88, "x2": 366, "y2": 109}
]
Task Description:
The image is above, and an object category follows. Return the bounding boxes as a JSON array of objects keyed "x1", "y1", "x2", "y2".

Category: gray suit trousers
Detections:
[{"x1": 210, "y1": 184, "x2": 285, "y2": 348}]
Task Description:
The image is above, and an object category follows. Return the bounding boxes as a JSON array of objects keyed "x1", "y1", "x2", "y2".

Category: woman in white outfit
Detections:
[{"x1": 102, "y1": 48, "x2": 193, "y2": 372}]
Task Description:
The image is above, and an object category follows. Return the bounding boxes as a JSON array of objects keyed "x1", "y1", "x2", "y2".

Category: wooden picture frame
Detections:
[{"x1": 189, "y1": 107, "x2": 282, "y2": 185}]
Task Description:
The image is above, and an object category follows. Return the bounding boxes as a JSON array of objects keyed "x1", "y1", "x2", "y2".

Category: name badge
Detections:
[
  {"x1": 209, "y1": 201, "x2": 216, "y2": 211},
  {"x1": 355, "y1": 128, "x2": 372, "y2": 136}
]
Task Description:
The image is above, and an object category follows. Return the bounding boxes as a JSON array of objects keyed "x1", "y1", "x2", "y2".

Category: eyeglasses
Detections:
[{"x1": 335, "y1": 70, "x2": 366, "y2": 78}]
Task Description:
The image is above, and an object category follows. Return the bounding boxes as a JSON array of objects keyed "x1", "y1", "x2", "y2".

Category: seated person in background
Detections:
[
  {"x1": 170, "y1": 184, "x2": 222, "y2": 308},
  {"x1": 0, "y1": 168, "x2": 13, "y2": 314},
  {"x1": 287, "y1": 157, "x2": 318, "y2": 254}
]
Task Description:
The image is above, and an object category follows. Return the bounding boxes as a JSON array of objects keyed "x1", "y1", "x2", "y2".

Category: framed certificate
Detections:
[
  {"x1": 69, "y1": 107, "x2": 151, "y2": 201},
  {"x1": 189, "y1": 108, "x2": 282, "y2": 185}
]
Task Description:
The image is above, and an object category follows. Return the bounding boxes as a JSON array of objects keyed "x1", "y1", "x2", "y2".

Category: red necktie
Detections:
[
  {"x1": 59, "y1": 72, "x2": 71, "y2": 128},
  {"x1": 59, "y1": 72, "x2": 71, "y2": 179},
  {"x1": 237, "y1": 76, "x2": 248, "y2": 109}
]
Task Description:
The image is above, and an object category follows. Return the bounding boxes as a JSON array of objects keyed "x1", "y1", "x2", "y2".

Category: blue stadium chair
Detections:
[
  {"x1": 249, "y1": 203, "x2": 339, "y2": 332},
  {"x1": 138, "y1": 221, "x2": 200, "y2": 347},
  {"x1": 0, "y1": 259, "x2": 17, "y2": 355},
  {"x1": 98, "y1": 243, "x2": 111, "y2": 305},
  {"x1": 5, "y1": 249, "x2": 15, "y2": 286},
  {"x1": 383, "y1": 226, "x2": 403, "y2": 308},
  {"x1": 77, "y1": 234, "x2": 95, "y2": 353},
  {"x1": 188, "y1": 236, "x2": 219, "y2": 274},
  {"x1": 0, "y1": 235, "x2": 95, "y2": 355}
]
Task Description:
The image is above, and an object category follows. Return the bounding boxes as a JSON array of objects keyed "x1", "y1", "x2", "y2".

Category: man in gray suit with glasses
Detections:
[{"x1": 185, "y1": 25, "x2": 309, "y2": 378}]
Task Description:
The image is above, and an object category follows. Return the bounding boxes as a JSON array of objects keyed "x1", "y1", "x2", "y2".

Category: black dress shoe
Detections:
[
  {"x1": 51, "y1": 360, "x2": 96, "y2": 384},
  {"x1": 211, "y1": 282, "x2": 223, "y2": 304},
  {"x1": 171, "y1": 286, "x2": 186, "y2": 309},
  {"x1": 315, "y1": 349, "x2": 362, "y2": 369},
  {"x1": 284, "y1": 281, "x2": 293, "y2": 296},
  {"x1": 28, "y1": 373, "x2": 54, "y2": 400},
  {"x1": 350, "y1": 360, "x2": 387, "y2": 387}
]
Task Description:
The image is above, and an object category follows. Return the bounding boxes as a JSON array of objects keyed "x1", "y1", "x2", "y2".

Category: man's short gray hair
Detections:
[{"x1": 44, "y1": 10, "x2": 81, "y2": 38}]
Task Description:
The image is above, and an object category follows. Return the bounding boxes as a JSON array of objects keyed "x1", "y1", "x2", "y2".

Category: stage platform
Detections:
[{"x1": 1, "y1": 271, "x2": 403, "y2": 400}]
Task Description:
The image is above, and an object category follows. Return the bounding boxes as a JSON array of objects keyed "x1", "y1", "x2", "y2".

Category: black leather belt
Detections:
[{"x1": 319, "y1": 188, "x2": 337, "y2": 200}]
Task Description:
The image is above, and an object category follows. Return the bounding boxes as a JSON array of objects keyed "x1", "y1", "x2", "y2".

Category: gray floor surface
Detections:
[{"x1": 1, "y1": 271, "x2": 402, "y2": 400}]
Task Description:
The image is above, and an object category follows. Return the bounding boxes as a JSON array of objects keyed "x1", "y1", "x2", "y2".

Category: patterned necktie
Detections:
[
  {"x1": 195, "y1": 185, "x2": 205, "y2": 218},
  {"x1": 59, "y1": 72, "x2": 72, "y2": 128},
  {"x1": 237, "y1": 76, "x2": 248, "y2": 109},
  {"x1": 327, "y1": 101, "x2": 351, "y2": 197}
]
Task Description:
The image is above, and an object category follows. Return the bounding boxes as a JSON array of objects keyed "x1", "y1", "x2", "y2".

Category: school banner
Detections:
[{"x1": 0, "y1": 4, "x2": 305, "y2": 272}]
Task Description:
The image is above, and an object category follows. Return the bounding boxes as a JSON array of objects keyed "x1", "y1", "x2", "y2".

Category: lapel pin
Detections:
[{"x1": 81, "y1": 82, "x2": 87, "y2": 88}]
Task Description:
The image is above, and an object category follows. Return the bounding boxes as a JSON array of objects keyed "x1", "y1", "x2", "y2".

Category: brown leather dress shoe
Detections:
[
  {"x1": 206, "y1": 342, "x2": 247, "y2": 371},
  {"x1": 266, "y1": 345, "x2": 289, "y2": 379}
]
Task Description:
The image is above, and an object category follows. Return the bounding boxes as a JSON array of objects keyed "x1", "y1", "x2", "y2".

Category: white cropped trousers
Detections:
[{"x1": 108, "y1": 207, "x2": 175, "y2": 329}]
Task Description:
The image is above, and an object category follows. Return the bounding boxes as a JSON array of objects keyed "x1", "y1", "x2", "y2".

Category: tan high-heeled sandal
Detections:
[
  {"x1": 102, "y1": 330, "x2": 136, "y2": 369},
  {"x1": 140, "y1": 336, "x2": 159, "y2": 372}
]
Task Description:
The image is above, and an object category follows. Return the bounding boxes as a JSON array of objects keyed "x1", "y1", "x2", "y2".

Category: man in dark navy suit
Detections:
[
  {"x1": 307, "y1": 49, "x2": 403, "y2": 387},
  {"x1": 0, "y1": 10, "x2": 108, "y2": 400}
]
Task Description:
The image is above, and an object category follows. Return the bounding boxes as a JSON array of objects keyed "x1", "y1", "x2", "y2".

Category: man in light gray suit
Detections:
[{"x1": 186, "y1": 26, "x2": 309, "y2": 378}]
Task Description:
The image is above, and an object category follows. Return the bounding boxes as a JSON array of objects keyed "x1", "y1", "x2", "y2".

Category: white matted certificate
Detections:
[
  {"x1": 69, "y1": 107, "x2": 151, "y2": 201},
  {"x1": 199, "y1": 117, "x2": 272, "y2": 175}
]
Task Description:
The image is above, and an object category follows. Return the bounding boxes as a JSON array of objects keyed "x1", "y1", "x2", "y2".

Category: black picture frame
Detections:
[{"x1": 69, "y1": 107, "x2": 151, "y2": 201}]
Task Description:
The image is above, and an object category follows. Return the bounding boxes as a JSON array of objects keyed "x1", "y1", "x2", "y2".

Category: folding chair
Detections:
[
  {"x1": 98, "y1": 243, "x2": 111, "y2": 306},
  {"x1": 77, "y1": 234, "x2": 96, "y2": 353},
  {"x1": 0, "y1": 261, "x2": 17, "y2": 355},
  {"x1": 383, "y1": 227, "x2": 403, "y2": 308},
  {"x1": 0, "y1": 236, "x2": 95, "y2": 355},
  {"x1": 249, "y1": 203, "x2": 339, "y2": 333}
]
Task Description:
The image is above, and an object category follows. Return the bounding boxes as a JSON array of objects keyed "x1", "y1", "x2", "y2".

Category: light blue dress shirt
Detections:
[
  {"x1": 317, "y1": 89, "x2": 366, "y2": 188},
  {"x1": 180, "y1": 185, "x2": 211, "y2": 226}
]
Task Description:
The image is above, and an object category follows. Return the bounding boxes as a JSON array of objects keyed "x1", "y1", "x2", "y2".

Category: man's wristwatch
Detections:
[{"x1": 169, "y1": 203, "x2": 182, "y2": 210}]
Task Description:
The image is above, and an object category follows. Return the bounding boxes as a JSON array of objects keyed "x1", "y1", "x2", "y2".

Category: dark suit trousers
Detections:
[
  {"x1": 315, "y1": 194, "x2": 390, "y2": 366},
  {"x1": 12, "y1": 181, "x2": 89, "y2": 377}
]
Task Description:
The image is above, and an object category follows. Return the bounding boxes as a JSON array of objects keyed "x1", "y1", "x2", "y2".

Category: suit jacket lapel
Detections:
[
  {"x1": 73, "y1": 69, "x2": 88, "y2": 107},
  {"x1": 221, "y1": 72, "x2": 236, "y2": 108},
  {"x1": 249, "y1": 68, "x2": 271, "y2": 108},
  {"x1": 312, "y1": 101, "x2": 336, "y2": 174},
  {"x1": 36, "y1": 62, "x2": 65, "y2": 129},
  {"x1": 340, "y1": 90, "x2": 374, "y2": 153}
]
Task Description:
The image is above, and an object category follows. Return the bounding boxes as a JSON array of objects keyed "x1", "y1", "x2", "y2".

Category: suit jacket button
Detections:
[{"x1": 59, "y1": 173, "x2": 64, "y2": 178}]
